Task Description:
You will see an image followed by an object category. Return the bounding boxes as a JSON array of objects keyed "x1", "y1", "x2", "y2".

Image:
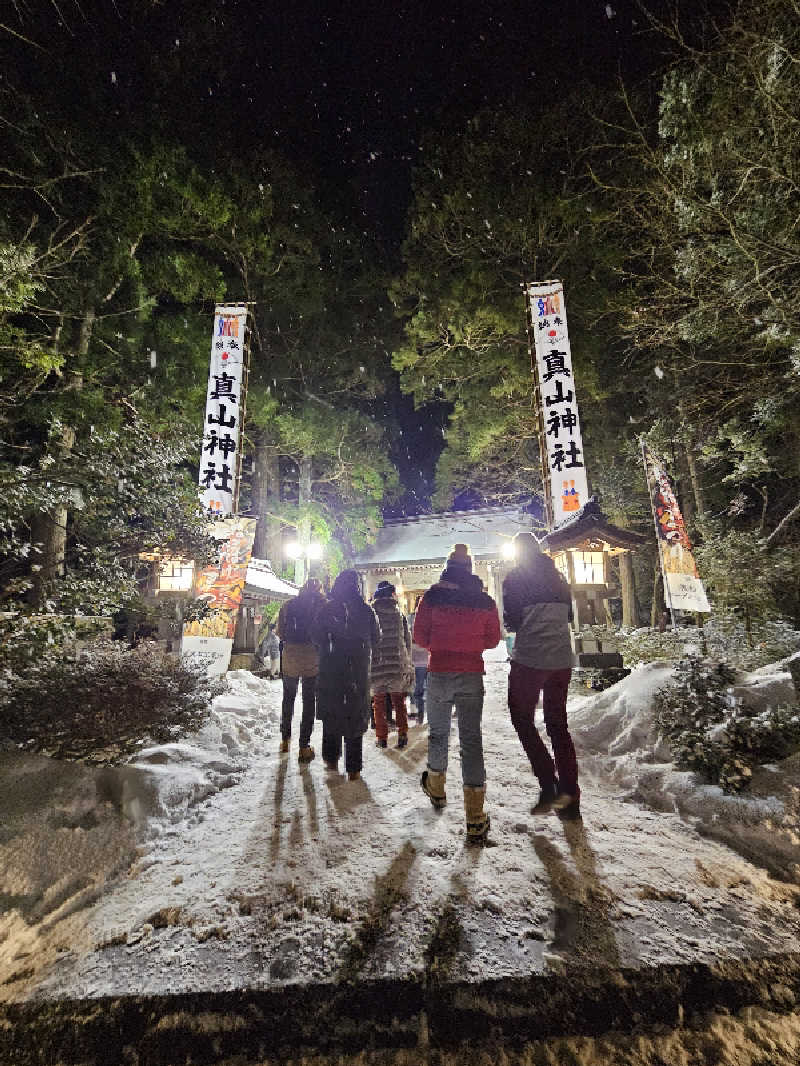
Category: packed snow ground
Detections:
[{"x1": 1, "y1": 650, "x2": 799, "y2": 1003}]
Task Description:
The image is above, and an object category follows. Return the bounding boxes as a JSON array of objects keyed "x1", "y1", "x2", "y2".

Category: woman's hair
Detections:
[{"x1": 330, "y1": 568, "x2": 361, "y2": 599}]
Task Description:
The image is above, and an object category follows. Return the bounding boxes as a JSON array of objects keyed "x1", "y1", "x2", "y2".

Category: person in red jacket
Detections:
[{"x1": 413, "y1": 544, "x2": 501, "y2": 845}]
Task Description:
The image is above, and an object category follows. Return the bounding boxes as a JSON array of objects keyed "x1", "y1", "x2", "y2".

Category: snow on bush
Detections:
[
  {"x1": 618, "y1": 612, "x2": 800, "y2": 671},
  {"x1": 617, "y1": 626, "x2": 686, "y2": 665},
  {"x1": 653, "y1": 654, "x2": 800, "y2": 792},
  {"x1": 0, "y1": 639, "x2": 223, "y2": 762},
  {"x1": 89, "y1": 670, "x2": 279, "y2": 834}
]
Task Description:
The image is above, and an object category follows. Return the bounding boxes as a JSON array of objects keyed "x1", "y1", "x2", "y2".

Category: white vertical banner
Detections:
[
  {"x1": 527, "y1": 281, "x2": 590, "y2": 526},
  {"x1": 198, "y1": 305, "x2": 249, "y2": 516}
]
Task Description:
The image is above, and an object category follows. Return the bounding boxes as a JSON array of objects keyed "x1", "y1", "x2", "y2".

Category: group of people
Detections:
[{"x1": 266, "y1": 530, "x2": 581, "y2": 846}]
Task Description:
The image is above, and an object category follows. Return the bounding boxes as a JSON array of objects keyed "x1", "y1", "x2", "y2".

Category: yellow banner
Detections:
[{"x1": 642, "y1": 445, "x2": 710, "y2": 613}]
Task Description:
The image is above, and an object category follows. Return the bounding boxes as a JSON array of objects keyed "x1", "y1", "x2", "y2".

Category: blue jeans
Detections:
[
  {"x1": 413, "y1": 666, "x2": 428, "y2": 720},
  {"x1": 426, "y1": 671, "x2": 485, "y2": 788}
]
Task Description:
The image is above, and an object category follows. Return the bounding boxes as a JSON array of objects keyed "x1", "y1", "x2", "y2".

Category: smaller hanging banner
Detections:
[
  {"x1": 182, "y1": 516, "x2": 257, "y2": 675},
  {"x1": 642, "y1": 444, "x2": 710, "y2": 613},
  {"x1": 199, "y1": 305, "x2": 249, "y2": 516},
  {"x1": 527, "y1": 281, "x2": 590, "y2": 526}
]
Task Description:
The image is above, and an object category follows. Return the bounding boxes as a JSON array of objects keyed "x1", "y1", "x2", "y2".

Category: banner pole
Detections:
[{"x1": 641, "y1": 437, "x2": 678, "y2": 631}]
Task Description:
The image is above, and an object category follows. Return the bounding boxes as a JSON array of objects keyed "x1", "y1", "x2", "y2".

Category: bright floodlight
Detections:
[
  {"x1": 285, "y1": 541, "x2": 302, "y2": 559},
  {"x1": 501, "y1": 541, "x2": 517, "y2": 559},
  {"x1": 307, "y1": 541, "x2": 324, "y2": 560}
]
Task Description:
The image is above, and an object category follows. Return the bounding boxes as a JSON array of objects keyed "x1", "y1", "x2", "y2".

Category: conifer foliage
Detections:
[
  {"x1": 654, "y1": 655, "x2": 800, "y2": 792},
  {"x1": 0, "y1": 639, "x2": 221, "y2": 763}
]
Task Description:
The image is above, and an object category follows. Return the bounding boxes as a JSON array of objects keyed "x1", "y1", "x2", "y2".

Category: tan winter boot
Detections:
[
  {"x1": 421, "y1": 769, "x2": 447, "y2": 810},
  {"x1": 279, "y1": 738, "x2": 290, "y2": 754},
  {"x1": 463, "y1": 785, "x2": 490, "y2": 845},
  {"x1": 298, "y1": 746, "x2": 315, "y2": 763}
]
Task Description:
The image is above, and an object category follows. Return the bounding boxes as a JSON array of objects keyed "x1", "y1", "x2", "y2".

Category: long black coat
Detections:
[{"x1": 312, "y1": 593, "x2": 381, "y2": 737}]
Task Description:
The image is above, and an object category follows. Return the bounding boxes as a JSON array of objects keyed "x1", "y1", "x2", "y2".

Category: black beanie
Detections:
[
  {"x1": 446, "y1": 543, "x2": 473, "y2": 572},
  {"x1": 441, "y1": 543, "x2": 473, "y2": 586}
]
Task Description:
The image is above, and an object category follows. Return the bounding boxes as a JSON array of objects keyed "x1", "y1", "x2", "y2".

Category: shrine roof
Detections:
[
  {"x1": 540, "y1": 497, "x2": 647, "y2": 553},
  {"x1": 354, "y1": 507, "x2": 535, "y2": 568},
  {"x1": 244, "y1": 558, "x2": 298, "y2": 600}
]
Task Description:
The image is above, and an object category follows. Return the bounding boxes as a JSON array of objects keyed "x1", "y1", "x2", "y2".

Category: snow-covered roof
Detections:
[
  {"x1": 354, "y1": 507, "x2": 535, "y2": 568},
  {"x1": 244, "y1": 558, "x2": 298, "y2": 600}
]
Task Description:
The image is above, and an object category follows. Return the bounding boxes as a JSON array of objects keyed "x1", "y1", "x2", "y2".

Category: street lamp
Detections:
[{"x1": 285, "y1": 540, "x2": 324, "y2": 584}]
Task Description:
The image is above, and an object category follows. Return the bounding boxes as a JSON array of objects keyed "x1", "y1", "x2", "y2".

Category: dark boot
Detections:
[
  {"x1": 555, "y1": 794, "x2": 582, "y2": 820},
  {"x1": 531, "y1": 779, "x2": 559, "y2": 815}
]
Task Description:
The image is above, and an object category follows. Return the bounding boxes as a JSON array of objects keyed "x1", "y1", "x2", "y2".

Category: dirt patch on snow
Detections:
[
  {"x1": 0, "y1": 753, "x2": 138, "y2": 997},
  {"x1": 3, "y1": 956, "x2": 800, "y2": 1065}
]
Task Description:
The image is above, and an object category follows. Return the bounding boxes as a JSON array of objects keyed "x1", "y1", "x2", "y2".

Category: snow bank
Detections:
[
  {"x1": 0, "y1": 671, "x2": 282, "y2": 995},
  {"x1": 108, "y1": 671, "x2": 280, "y2": 831},
  {"x1": 733, "y1": 656, "x2": 797, "y2": 713},
  {"x1": 569, "y1": 660, "x2": 800, "y2": 881},
  {"x1": 570, "y1": 661, "x2": 675, "y2": 760}
]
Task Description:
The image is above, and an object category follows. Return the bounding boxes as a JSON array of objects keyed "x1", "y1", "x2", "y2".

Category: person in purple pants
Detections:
[{"x1": 503, "y1": 531, "x2": 581, "y2": 819}]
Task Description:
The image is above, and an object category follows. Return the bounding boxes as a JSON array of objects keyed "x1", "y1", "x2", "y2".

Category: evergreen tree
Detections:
[
  {"x1": 392, "y1": 95, "x2": 654, "y2": 556},
  {"x1": 595, "y1": 1, "x2": 800, "y2": 549}
]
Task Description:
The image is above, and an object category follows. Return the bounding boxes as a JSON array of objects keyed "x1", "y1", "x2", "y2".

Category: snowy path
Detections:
[{"x1": 25, "y1": 661, "x2": 800, "y2": 1001}]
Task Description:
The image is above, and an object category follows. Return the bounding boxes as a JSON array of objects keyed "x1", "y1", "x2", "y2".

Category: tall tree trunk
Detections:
[
  {"x1": 251, "y1": 431, "x2": 281, "y2": 563},
  {"x1": 28, "y1": 310, "x2": 93, "y2": 607},
  {"x1": 677, "y1": 396, "x2": 706, "y2": 524},
  {"x1": 683, "y1": 438, "x2": 706, "y2": 520},
  {"x1": 619, "y1": 551, "x2": 640, "y2": 628},
  {"x1": 650, "y1": 566, "x2": 666, "y2": 628},
  {"x1": 676, "y1": 447, "x2": 695, "y2": 530},
  {"x1": 294, "y1": 455, "x2": 312, "y2": 585},
  {"x1": 28, "y1": 424, "x2": 75, "y2": 604}
]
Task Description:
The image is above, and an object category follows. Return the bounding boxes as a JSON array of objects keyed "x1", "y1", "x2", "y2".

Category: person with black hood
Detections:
[
  {"x1": 413, "y1": 544, "x2": 501, "y2": 845},
  {"x1": 370, "y1": 581, "x2": 413, "y2": 750},
  {"x1": 503, "y1": 531, "x2": 580, "y2": 818},
  {"x1": 312, "y1": 569, "x2": 381, "y2": 781},
  {"x1": 275, "y1": 577, "x2": 326, "y2": 762}
]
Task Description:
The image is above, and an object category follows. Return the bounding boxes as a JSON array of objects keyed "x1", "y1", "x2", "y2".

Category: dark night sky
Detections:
[
  {"x1": 2, "y1": 0, "x2": 693, "y2": 239},
  {"x1": 0, "y1": 1, "x2": 719, "y2": 513}
]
